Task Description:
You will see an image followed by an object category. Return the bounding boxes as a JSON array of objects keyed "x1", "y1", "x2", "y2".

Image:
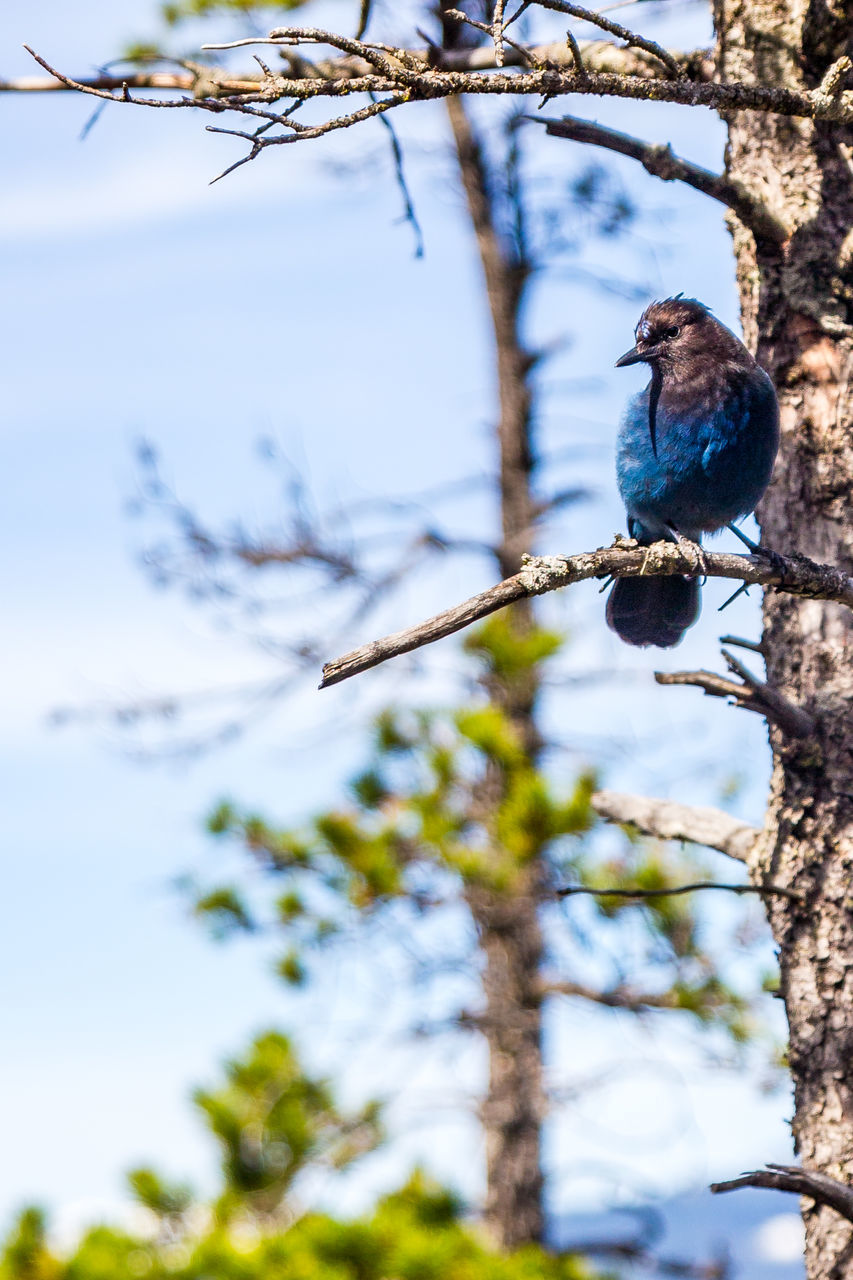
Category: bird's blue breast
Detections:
[{"x1": 616, "y1": 365, "x2": 779, "y2": 542}]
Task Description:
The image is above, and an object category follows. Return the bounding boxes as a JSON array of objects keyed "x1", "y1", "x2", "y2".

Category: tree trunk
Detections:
[
  {"x1": 718, "y1": 3, "x2": 853, "y2": 1276},
  {"x1": 446, "y1": 92, "x2": 546, "y2": 1248},
  {"x1": 467, "y1": 877, "x2": 546, "y2": 1249}
]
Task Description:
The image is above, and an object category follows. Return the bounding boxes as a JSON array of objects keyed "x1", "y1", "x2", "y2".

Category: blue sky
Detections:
[{"x1": 2, "y1": 0, "x2": 797, "y2": 1252}]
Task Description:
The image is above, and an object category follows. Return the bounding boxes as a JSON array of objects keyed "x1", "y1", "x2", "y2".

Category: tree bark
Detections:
[
  {"x1": 718, "y1": 3, "x2": 853, "y2": 1276},
  {"x1": 467, "y1": 877, "x2": 546, "y2": 1249},
  {"x1": 446, "y1": 90, "x2": 546, "y2": 1248}
]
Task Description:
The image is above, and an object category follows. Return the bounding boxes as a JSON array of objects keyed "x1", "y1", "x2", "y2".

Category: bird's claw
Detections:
[
  {"x1": 726, "y1": 523, "x2": 787, "y2": 579},
  {"x1": 669, "y1": 528, "x2": 708, "y2": 578}
]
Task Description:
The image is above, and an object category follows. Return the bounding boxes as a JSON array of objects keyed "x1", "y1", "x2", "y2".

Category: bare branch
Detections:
[
  {"x1": 374, "y1": 99, "x2": 425, "y2": 258},
  {"x1": 204, "y1": 93, "x2": 408, "y2": 175},
  {"x1": 441, "y1": 8, "x2": 542, "y2": 68},
  {"x1": 530, "y1": 0, "x2": 684, "y2": 79},
  {"x1": 15, "y1": 38, "x2": 853, "y2": 135},
  {"x1": 556, "y1": 881, "x2": 803, "y2": 902},
  {"x1": 711, "y1": 1163, "x2": 853, "y2": 1225},
  {"x1": 718, "y1": 633, "x2": 764, "y2": 653},
  {"x1": 0, "y1": 68, "x2": 199, "y2": 93},
  {"x1": 656, "y1": 648, "x2": 816, "y2": 739},
  {"x1": 815, "y1": 53, "x2": 853, "y2": 105},
  {"x1": 194, "y1": 38, "x2": 707, "y2": 79},
  {"x1": 590, "y1": 790, "x2": 759, "y2": 863},
  {"x1": 493, "y1": 0, "x2": 507, "y2": 67},
  {"x1": 533, "y1": 114, "x2": 788, "y2": 243},
  {"x1": 541, "y1": 978, "x2": 684, "y2": 1010},
  {"x1": 319, "y1": 538, "x2": 853, "y2": 687}
]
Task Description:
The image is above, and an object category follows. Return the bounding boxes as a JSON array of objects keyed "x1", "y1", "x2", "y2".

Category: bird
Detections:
[{"x1": 606, "y1": 296, "x2": 780, "y2": 647}]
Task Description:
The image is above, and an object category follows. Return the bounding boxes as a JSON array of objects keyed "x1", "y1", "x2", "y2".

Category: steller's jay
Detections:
[{"x1": 606, "y1": 297, "x2": 780, "y2": 647}]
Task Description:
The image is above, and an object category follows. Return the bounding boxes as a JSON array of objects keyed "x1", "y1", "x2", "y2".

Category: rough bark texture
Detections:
[
  {"x1": 717, "y1": 3, "x2": 853, "y2": 1276},
  {"x1": 446, "y1": 89, "x2": 546, "y2": 1248}
]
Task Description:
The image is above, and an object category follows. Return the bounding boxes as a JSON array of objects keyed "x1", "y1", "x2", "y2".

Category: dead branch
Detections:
[
  {"x1": 711, "y1": 1163, "x2": 853, "y2": 1225},
  {"x1": 319, "y1": 539, "x2": 853, "y2": 687},
  {"x1": 492, "y1": 0, "x2": 507, "y2": 68},
  {"x1": 590, "y1": 790, "x2": 759, "y2": 862},
  {"x1": 541, "y1": 978, "x2": 684, "y2": 1011},
  {"x1": 0, "y1": 69, "x2": 199, "y2": 93},
  {"x1": 656, "y1": 648, "x2": 816, "y2": 739},
  {"x1": 3, "y1": 40, "x2": 710, "y2": 94},
  {"x1": 533, "y1": 114, "x2": 788, "y2": 243},
  {"x1": 441, "y1": 8, "x2": 542, "y2": 68},
  {"x1": 530, "y1": 0, "x2": 684, "y2": 79},
  {"x1": 13, "y1": 24, "x2": 853, "y2": 168},
  {"x1": 556, "y1": 881, "x2": 803, "y2": 903}
]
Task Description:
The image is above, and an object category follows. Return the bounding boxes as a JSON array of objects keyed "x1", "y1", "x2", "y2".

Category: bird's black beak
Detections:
[{"x1": 615, "y1": 344, "x2": 645, "y2": 368}]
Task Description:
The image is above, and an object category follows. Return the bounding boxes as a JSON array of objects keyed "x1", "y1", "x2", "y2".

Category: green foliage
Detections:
[
  {"x1": 161, "y1": 0, "x2": 312, "y2": 26},
  {"x1": 193, "y1": 887, "x2": 255, "y2": 937},
  {"x1": 0, "y1": 1034, "x2": 603, "y2": 1280},
  {"x1": 2, "y1": 1176, "x2": 603, "y2": 1280},
  {"x1": 1, "y1": 1208, "x2": 58, "y2": 1280},
  {"x1": 126, "y1": 1170, "x2": 193, "y2": 1222},
  {"x1": 198, "y1": 622, "x2": 595, "y2": 944},
  {"x1": 192, "y1": 1031, "x2": 383, "y2": 1218},
  {"x1": 463, "y1": 616, "x2": 563, "y2": 681},
  {"x1": 122, "y1": 43, "x2": 168, "y2": 61},
  {"x1": 276, "y1": 948, "x2": 307, "y2": 985}
]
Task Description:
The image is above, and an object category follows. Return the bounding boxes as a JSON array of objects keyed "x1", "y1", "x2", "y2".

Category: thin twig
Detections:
[
  {"x1": 319, "y1": 539, "x2": 853, "y2": 687},
  {"x1": 531, "y1": 0, "x2": 684, "y2": 78},
  {"x1": 355, "y1": 0, "x2": 373, "y2": 40},
  {"x1": 441, "y1": 8, "x2": 541, "y2": 67},
  {"x1": 372, "y1": 95, "x2": 425, "y2": 258},
  {"x1": 719, "y1": 634, "x2": 764, "y2": 653},
  {"x1": 206, "y1": 94, "x2": 408, "y2": 180},
  {"x1": 564, "y1": 32, "x2": 590, "y2": 82},
  {"x1": 557, "y1": 881, "x2": 803, "y2": 902},
  {"x1": 542, "y1": 979, "x2": 684, "y2": 1010}
]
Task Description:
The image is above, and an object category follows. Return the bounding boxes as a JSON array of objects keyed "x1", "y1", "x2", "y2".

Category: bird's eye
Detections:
[{"x1": 663, "y1": 325, "x2": 680, "y2": 339}]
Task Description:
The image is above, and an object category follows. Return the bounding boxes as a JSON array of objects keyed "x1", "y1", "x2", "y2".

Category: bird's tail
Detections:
[{"x1": 606, "y1": 574, "x2": 700, "y2": 648}]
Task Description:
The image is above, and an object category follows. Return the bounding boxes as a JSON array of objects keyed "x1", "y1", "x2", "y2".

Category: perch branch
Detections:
[
  {"x1": 590, "y1": 789, "x2": 759, "y2": 862},
  {"x1": 319, "y1": 539, "x2": 853, "y2": 687},
  {"x1": 711, "y1": 1163, "x2": 853, "y2": 1224},
  {"x1": 533, "y1": 113, "x2": 787, "y2": 243},
  {"x1": 656, "y1": 648, "x2": 816, "y2": 738}
]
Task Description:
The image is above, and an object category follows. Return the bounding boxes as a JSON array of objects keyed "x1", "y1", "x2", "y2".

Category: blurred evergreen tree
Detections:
[{"x1": 0, "y1": 1038, "x2": 600, "y2": 1280}]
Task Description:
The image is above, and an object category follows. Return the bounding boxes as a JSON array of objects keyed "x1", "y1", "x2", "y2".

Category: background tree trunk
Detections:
[
  {"x1": 719, "y1": 3, "x2": 853, "y2": 1276},
  {"x1": 446, "y1": 93, "x2": 546, "y2": 1248}
]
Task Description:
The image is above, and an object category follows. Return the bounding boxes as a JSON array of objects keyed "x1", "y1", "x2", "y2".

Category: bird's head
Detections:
[{"x1": 615, "y1": 297, "x2": 725, "y2": 373}]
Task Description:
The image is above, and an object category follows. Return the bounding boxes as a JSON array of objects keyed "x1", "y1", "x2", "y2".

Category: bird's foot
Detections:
[
  {"x1": 668, "y1": 527, "x2": 708, "y2": 578},
  {"x1": 726, "y1": 523, "x2": 787, "y2": 576}
]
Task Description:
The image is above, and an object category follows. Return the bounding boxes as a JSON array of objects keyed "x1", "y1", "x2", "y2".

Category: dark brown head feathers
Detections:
[
  {"x1": 634, "y1": 297, "x2": 711, "y2": 346},
  {"x1": 616, "y1": 296, "x2": 751, "y2": 376}
]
